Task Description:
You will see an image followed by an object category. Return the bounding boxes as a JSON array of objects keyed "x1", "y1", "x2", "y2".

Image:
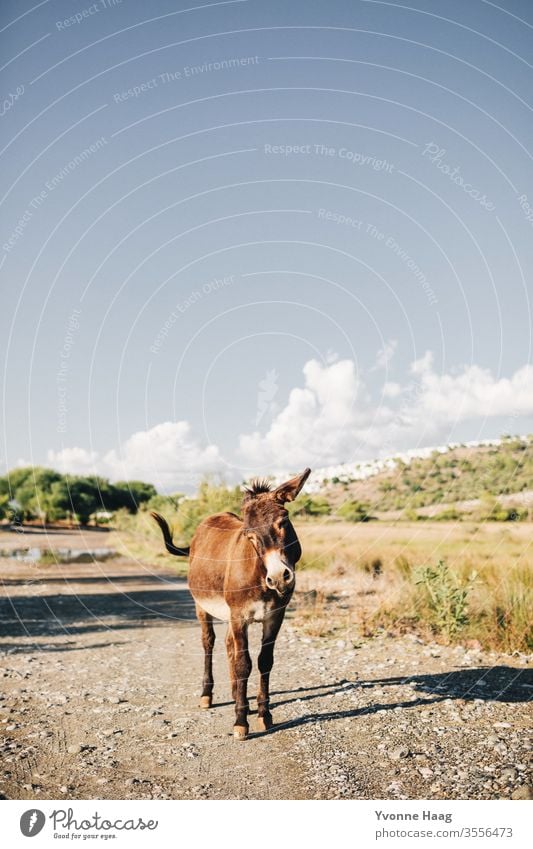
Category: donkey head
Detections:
[{"x1": 242, "y1": 468, "x2": 311, "y2": 596}]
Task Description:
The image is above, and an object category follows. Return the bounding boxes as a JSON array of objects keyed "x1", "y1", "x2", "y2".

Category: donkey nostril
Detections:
[
  {"x1": 283, "y1": 568, "x2": 293, "y2": 582},
  {"x1": 266, "y1": 576, "x2": 275, "y2": 588}
]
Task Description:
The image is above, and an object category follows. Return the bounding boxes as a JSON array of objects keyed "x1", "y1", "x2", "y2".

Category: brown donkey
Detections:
[{"x1": 151, "y1": 468, "x2": 310, "y2": 739}]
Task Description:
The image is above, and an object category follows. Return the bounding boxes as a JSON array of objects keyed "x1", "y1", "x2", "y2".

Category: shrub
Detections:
[
  {"x1": 138, "y1": 481, "x2": 243, "y2": 545},
  {"x1": 415, "y1": 560, "x2": 476, "y2": 640},
  {"x1": 336, "y1": 500, "x2": 374, "y2": 522},
  {"x1": 476, "y1": 495, "x2": 528, "y2": 522},
  {"x1": 434, "y1": 508, "x2": 462, "y2": 521},
  {"x1": 290, "y1": 495, "x2": 331, "y2": 517}
]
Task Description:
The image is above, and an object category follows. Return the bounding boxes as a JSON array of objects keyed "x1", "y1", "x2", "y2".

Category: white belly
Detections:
[{"x1": 195, "y1": 596, "x2": 231, "y2": 622}]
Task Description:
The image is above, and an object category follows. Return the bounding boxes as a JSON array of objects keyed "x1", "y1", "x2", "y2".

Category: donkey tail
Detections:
[{"x1": 150, "y1": 511, "x2": 190, "y2": 557}]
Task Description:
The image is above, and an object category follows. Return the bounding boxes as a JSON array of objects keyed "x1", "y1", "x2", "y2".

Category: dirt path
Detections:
[{"x1": 0, "y1": 556, "x2": 531, "y2": 800}]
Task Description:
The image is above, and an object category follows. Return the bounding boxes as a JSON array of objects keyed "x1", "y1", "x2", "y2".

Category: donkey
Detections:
[{"x1": 151, "y1": 468, "x2": 310, "y2": 739}]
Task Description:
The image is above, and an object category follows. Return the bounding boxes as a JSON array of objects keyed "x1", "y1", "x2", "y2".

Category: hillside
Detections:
[{"x1": 316, "y1": 436, "x2": 533, "y2": 516}]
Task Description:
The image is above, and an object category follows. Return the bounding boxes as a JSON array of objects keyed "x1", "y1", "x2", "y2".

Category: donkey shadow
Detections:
[{"x1": 250, "y1": 665, "x2": 532, "y2": 736}]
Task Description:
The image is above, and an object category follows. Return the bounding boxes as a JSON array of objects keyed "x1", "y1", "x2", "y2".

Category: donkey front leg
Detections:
[
  {"x1": 257, "y1": 609, "x2": 284, "y2": 732},
  {"x1": 230, "y1": 618, "x2": 251, "y2": 740},
  {"x1": 196, "y1": 605, "x2": 215, "y2": 709},
  {"x1": 225, "y1": 626, "x2": 237, "y2": 702}
]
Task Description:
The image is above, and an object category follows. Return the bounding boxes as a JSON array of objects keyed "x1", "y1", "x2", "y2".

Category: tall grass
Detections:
[
  {"x1": 116, "y1": 485, "x2": 532, "y2": 653},
  {"x1": 295, "y1": 522, "x2": 532, "y2": 653}
]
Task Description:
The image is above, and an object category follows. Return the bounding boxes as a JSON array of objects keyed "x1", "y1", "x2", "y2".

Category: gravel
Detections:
[{"x1": 0, "y1": 556, "x2": 531, "y2": 800}]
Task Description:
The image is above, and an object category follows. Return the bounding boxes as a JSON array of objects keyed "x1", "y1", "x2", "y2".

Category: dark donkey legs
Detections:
[
  {"x1": 196, "y1": 605, "x2": 215, "y2": 709},
  {"x1": 257, "y1": 609, "x2": 284, "y2": 731},
  {"x1": 228, "y1": 617, "x2": 252, "y2": 740},
  {"x1": 225, "y1": 626, "x2": 237, "y2": 702}
]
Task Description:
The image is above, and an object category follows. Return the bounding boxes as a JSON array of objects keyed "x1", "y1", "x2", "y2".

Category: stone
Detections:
[
  {"x1": 498, "y1": 767, "x2": 518, "y2": 784},
  {"x1": 418, "y1": 767, "x2": 434, "y2": 779},
  {"x1": 511, "y1": 785, "x2": 532, "y2": 800},
  {"x1": 389, "y1": 746, "x2": 410, "y2": 761}
]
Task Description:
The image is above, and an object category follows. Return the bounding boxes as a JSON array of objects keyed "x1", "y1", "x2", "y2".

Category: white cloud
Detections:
[
  {"x1": 44, "y1": 356, "x2": 533, "y2": 489},
  {"x1": 411, "y1": 353, "x2": 533, "y2": 420},
  {"x1": 239, "y1": 358, "x2": 369, "y2": 471},
  {"x1": 47, "y1": 447, "x2": 100, "y2": 476},
  {"x1": 382, "y1": 381, "x2": 402, "y2": 398},
  {"x1": 238, "y1": 355, "x2": 533, "y2": 472},
  {"x1": 48, "y1": 421, "x2": 223, "y2": 492}
]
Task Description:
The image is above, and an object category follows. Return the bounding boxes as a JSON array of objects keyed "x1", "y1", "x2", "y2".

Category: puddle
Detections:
[{"x1": 0, "y1": 547, "x2": 118, "y2": 563}]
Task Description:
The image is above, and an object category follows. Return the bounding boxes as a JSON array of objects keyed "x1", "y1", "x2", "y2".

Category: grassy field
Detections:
[
  {"x1": 7, "y1": 471, "x2": 529, "y2": 655},
  {"x1": 294, "y1": 519, "x2": 532, "y2": 654},
  {"x1": 2, "y1": 439, "x2": 531, "y2": 656},
  {"x1": 113, "y1": 510, "x2": 532, "y2": 654}
]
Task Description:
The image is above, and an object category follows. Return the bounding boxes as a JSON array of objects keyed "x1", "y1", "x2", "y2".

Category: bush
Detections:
[
  {"x1": 145, "y1": 480, "x2": 243, "y2": 544},
  {"x1": 415, "y1": 560, "x2": 477, "y2": 640},
  {"x1": 290, "y1": 495, "x2": 331, "y2": 517},
  {"x1": 476, "y1": 495, "x2": 528, "y2": 522},
  {"x1": 336, "y1": 500, "x2": 374, "y2": 522},
  {"x1": 434, "y1": 508, "x2": 462, "y2": 521}
]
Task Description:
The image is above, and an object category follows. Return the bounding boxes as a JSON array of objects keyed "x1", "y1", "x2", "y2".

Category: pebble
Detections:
[
  {"x1": 511, "y1": 785, "x2": 532, "y2": 800},
  {"x1": 498, "y1": 767, "x2": 518, "y2": 784},
  {"x1": 389, "y1": 747, "x2": 410, "y2": 761},
  {"x1": 418, "y1": 767, "x2": 434, "y2": 779},
  {"x1": 2, "y1": 611, "x2": 530, "y2": 802}
]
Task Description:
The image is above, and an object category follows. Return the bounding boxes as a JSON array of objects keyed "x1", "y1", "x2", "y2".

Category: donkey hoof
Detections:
[
  {"x1": 233, "y1": 725, "x2": 249, "y2": 740},
  {"x1": 256, "y1": 714, "x2": 273, "y2": 732},
  {"x1": 199, "y1": 696, "x2": 212, "y2": 709}
]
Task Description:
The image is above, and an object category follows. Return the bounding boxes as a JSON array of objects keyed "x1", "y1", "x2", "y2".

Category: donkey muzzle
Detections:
[{"x1": 264, "y1": 551, "x2": 294, "y2": 596}]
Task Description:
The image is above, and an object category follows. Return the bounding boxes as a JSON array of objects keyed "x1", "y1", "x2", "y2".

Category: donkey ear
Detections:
[{"x1": 273, "y1": 468, "x2": 311, "y2": 503}]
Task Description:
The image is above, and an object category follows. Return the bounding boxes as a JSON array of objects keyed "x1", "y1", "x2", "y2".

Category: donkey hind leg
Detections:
[
  {"x1": 197, "y1": 605, "x2": 215, "y2": 709},
  {"x1": 257, "y1": 609, "x2": 284, "y2": 732},
  {"x1": 230, "y1": 618, "x2": 252, "y2": 740}
]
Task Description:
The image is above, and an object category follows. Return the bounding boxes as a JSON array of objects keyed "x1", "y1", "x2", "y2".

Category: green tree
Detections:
[
  {"x1": 8, "y1": 467, "x2": 63, "y2": 521},
  {"x1": 111, "y1": 480, "x2": 158, "y2": 513},
  {"x1": 0, "y1": 492, "x2": 9, "y2": 521},
  {"x1": 62, "y1": 477, "x2": 101, "y2": 525}
]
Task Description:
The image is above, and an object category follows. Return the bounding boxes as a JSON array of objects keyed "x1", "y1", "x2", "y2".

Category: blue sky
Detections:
[{"x1": 1, "y1": 0, "x2": 532, "y2": 490}]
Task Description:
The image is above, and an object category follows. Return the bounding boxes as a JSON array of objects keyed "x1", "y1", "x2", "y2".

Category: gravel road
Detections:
[{"x1": 0, "y1": 556, "x2": 531, "y2": 800}]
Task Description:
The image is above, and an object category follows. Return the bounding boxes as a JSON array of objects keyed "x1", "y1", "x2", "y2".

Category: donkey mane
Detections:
[{"x1": 244, "y1": 478, "x2": 272, "y2": 497}]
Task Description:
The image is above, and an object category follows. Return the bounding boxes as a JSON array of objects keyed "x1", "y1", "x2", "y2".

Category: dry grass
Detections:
[
  {"x1": 116, "y1": 510, "x2": 532, "y2": 653},
  {"x1": 293, "y1": 520, "x2": 533, "y2": 653}
]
